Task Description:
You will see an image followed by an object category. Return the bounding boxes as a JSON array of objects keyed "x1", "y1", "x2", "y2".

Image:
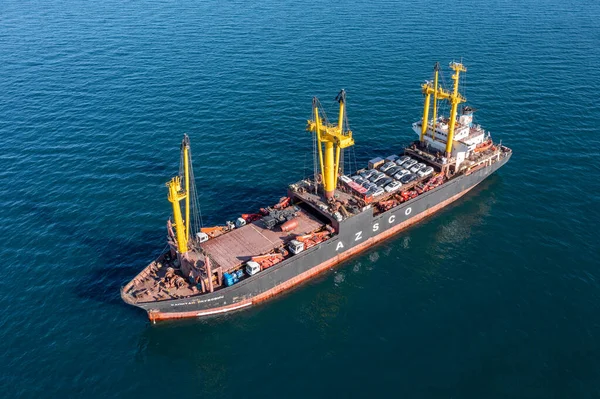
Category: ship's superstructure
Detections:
[
  {"x1": 412, "y1": 62, "x2": 490, "y2": 172},
  {"x1": 122, "y1": 62, "x2": 512, "y2": 322}
]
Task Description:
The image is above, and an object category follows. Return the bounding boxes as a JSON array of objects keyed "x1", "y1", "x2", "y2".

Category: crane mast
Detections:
[
  {"x1": 167, "y1": 176, "x2": 188, "y2": 253},
  {"x1": 445, "y1": 62, "x2": 467, "y2": 155},
  {"x1": 183, "y1": 136, "x2": 190, "y2": 242},
  {"x1": 307, "y1": 90, "x2": 355, "y2": 199},
  {"x1": 166, "y1": 135, "x2": 192, "y2": 253},
  {"x1": 420, "y1": 62, "x2": 467, "y2": 156},
  {"x1": 431, "y1": 62, "x2": 440, "y2": 141}
]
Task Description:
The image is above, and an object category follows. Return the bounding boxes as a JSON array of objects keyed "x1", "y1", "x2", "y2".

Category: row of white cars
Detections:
[{"x1": 340, "y1": 154, "x2": 435, "y2": 197}]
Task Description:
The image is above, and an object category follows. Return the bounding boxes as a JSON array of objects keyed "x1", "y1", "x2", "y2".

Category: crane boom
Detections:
[
  {"x1": 166, "y1": 135, "x2": 194, "y2": 254},
  {"x1": 183, "y1": 136, "x2": 190, "y2": 241},
  {"x1": 420, "y1": 62, "x2": 467, "y2": 155},
  {"x1": 307, "y1": 90, "x2": 355, "y2": 199},
  {"x1": 166, "y1": 176, "x2": 188, "y2": 253}
]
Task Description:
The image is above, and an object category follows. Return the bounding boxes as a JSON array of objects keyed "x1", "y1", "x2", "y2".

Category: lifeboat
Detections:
[{"x1": 474, "y1": 139, "x2": 493, "y2": 153}]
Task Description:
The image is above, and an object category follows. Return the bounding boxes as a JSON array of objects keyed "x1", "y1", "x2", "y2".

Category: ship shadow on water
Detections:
[
  {"x1": 27, "y1": 202, "x2": 165, "y2": 306},
  {"x1": 33, "y1": 180, "x2": 296, "y2": 310},
  {"x1": 73, "y1": 229, "x2": 166, "y2": 306}
]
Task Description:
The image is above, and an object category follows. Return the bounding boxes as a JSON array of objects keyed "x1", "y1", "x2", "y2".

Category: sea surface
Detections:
[{"x1": 1, "y1": 0, "x2": 599, "y2": 397}]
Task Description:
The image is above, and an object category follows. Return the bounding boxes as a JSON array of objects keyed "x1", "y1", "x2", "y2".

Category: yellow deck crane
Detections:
[
  {"x1": 166, "y1": 135, "x2": 191, "y2": 253},
  {"x1": 307, "y1": 90, "x2": 355, "y2": 199},
  {"x1": 420, "y1": 62, "x2": 467, "y2": 156}
]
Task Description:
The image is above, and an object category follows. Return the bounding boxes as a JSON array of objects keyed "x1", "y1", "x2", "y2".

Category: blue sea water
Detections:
[{"x1": 1, "y1": 0, "x2": 600, "y2": 397}]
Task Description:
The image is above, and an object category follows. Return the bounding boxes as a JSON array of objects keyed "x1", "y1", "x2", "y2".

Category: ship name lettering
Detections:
[
  {"x1": 405, "y1": 207, "x2": 412, "y2": 216},
  {"x1": 336, "y1": 242, "x2": 344, "y2": 251},
  {"x1": 171, "y1": 301, "x2": 197, "y2": 307},
  {"x1": 372, "y1": 223, "x2": 379, "y2": 232},
  {"x1": 388, "y1": 215, "x2": 396, "y2": 224},
  {"x1": 197, "y1": 295, "x2": 224, "y2": 304},
  {"x1": 355, "y1": 231, "x2": 363, "y2": 241}
]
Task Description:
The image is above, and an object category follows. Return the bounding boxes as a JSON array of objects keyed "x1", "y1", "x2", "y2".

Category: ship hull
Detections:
[{"x1": 125, "y1": 152, "x2": 510, "y2": 322}]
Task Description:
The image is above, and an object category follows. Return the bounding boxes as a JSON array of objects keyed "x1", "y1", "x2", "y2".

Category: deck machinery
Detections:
[{"x1": 121, "y1": 62, "x2": 512, "y2": 322}]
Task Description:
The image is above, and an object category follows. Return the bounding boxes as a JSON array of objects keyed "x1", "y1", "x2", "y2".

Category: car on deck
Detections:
[
  {"x1": 370, "y1": 172, "x2": 386, "y2": 184},
  {"x1": 371, "y1": 187, "x2": 385, "y2": 197},
  {"x1": 418, "y1": 166, "x2": 435, "y2": 177},
  {"x1": 366, "y1": 182, "x2": 378, "y2": 192},
  {"x1": 380, "y1": 162, "x2": 396, "y2": 173},
  {"x1": 396, "y1": 156, "x2": 411, "y2": 166},
  {"x1": 378, "y1": 177, "x2": 393, "y2": 188},
  {"x1": 360, "y1": 169, "x2": 377, "y2": 180},
  {"x1": 403, "y1": 159, "x2": 418, "y2": 169},
  {"x1": 386, "y1": 166, "x2": 401, "y2": 176},
  {"x1": 384, "y1": 181, "x2": 402, "y2": 192},
  {"x1": 394, "y1": 169, "x2": 410, "y2": 180},
  {"x1": 354, "y1": 176, "x2": 367, "y2": 185},
  {"x1": 410, "y1": 163, "x2": 426, "y2": 173},
  {"x1": 400, "y1": 173, "x2": 418, "y2": 184}
]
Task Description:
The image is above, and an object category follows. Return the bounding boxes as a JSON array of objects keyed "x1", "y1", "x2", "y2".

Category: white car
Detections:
[
  {"x1": 370, "y1": 172, "x2": 386, "y2": 183},
  {"x1": 384, "y1": 181, "x2": 402, "y2": 192},
  {"x1": 379, "y1": 162, "x2": 396, "y2": 173},
  {"x1": 418, "y1": 166, "x2": 434, "y2": 177},
  {"x1": 410, "y1": 163, "x2": 426, "y2": 173},
  {"x1": 394, "y1": 169, "x2": 410, "y2": 180},
  {"x1": 403, "y1": 159, "x2": 418, "y2": 169},
  {"x1": 360, "y1": 169, "x2": 377, "y2": 179},
  {"x1": 396, "y1": 156, "x2": 411, "y2": 166}
]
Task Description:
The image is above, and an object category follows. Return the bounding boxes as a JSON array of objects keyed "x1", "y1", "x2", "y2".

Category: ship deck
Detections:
[
  {"x1": 203, "y1": 207, "x2": 324, "y2": 271},
  {"x1": 124, "y1": 207, "x2": 325, "y2": 304}
]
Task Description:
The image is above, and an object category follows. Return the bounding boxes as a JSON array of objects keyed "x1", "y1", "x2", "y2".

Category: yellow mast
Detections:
[
  {"x1": 166, "y1": 135, "x2": 193, "y2": 253},
  {"x1": 335, "y1": 94, "x2": 345, "y2": 185},
  {"x1": 166, "y1": 176, "x2": 188, "y2": 253},
  {"x1": 313, "y1": 103, "x2": 325, "y2": 179},
  {"x1": 337, "y1": 94, "x2": 345, "y2": 131},
  {"x1": 307, "y1": 90, "x2": 355, "y2": 199},
  {"x1": 182, "y1": 136, "x2": 190, "y2": 241},
  {"x1": 431, "y1": 62, "x2": 440, "y2": 141},
  {"x1": 420, "y1": 61, "x2": 467, "y2": 155},
  {"x1": 445, "y1": 62, "x2": 467, "y2": 155},
  {"x1": 420, "y1": 89, "x2": 430, "y2": 142}
]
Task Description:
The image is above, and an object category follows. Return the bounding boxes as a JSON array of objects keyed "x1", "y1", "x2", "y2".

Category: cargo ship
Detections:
[{"x1": 121, "y1": 62, "x2": 512, "y2": 322}]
